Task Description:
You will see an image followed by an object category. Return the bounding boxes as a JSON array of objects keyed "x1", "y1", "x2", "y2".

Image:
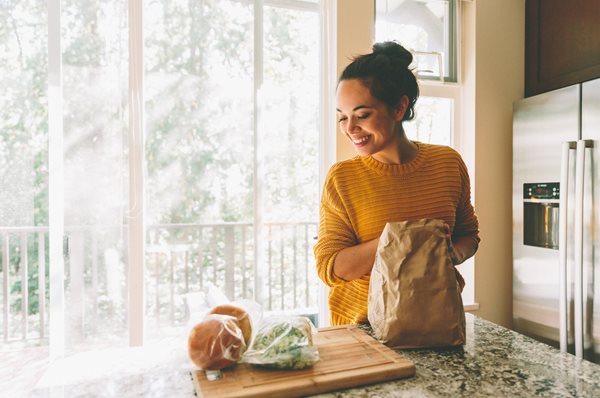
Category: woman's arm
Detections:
[
  {"x1": 450, "y1": 153, "x2": 480, "y2": 265},
  {"x1": 332, "y1": 238, "x2": 379, "y2": 281},
  {"x1": 449, "y1": 235, "x2": 479, "y2": 265}
]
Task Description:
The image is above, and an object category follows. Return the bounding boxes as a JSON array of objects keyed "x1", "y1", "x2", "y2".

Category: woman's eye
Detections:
[
  {"x1": 357, "y1": 114, "x2": 370, "y2": 120},
  {"x1": 338, "y1": 117, "x2": 347, "y2": 123}
]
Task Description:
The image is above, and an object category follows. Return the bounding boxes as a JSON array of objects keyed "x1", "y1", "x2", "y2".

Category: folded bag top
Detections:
[{"x1": 368, "y1": 219, "x2": 466, "y2": 348}]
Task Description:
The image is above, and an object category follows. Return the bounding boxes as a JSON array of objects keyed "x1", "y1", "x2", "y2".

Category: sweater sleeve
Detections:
[
  {"x1": 313, "y1": 167, "x2": 357, "y2": 287},
  {"x1": 454, "y1": 155, "x2": 480, "y2": 247}
]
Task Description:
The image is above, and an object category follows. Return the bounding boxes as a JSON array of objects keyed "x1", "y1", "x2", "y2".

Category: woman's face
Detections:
[{"x1": 336, "y1": 79, "x2": 406, "y2": 162}]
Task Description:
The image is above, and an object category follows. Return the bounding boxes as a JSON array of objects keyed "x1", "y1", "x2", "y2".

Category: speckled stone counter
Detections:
[
  {"x1": 315, "y1": 314, "x2": 600, "y2": 398},
  {"x1": 21, "y1": 313, "x2": 600, "y2": 397}
]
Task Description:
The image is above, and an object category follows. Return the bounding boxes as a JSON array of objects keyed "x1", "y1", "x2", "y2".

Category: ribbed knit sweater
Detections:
[{"x1": 313, "y1": 142, "x2": 480, "y2": 326}]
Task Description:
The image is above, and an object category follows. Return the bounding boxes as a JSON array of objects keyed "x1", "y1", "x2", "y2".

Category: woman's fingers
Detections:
[{"x1": 443, "y1": 223, "x2": 451, "y2": 240}]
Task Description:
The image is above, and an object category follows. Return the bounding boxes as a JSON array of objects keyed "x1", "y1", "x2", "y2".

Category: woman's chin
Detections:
[{"x1": 355, "y1": 147, "x2": 372, "y2": 157}]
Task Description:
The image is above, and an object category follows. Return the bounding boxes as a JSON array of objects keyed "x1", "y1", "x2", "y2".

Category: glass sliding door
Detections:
[
  {"x1": 1, "y1": 1, "x2": 49, "y2": 395},
  {"x1": 60, "y1": 0, "x2": 129, "y2": 350},
  {"x1": 144, "y1": 0, "x2": 321, "y2": 338},
  {"x1": 261, "y1": 3, "x2": 319, "y2": 315},
  {"x1": 0, "y1": 0, "x2": 49, "y2": 347},
  {"x1": 144, "y1": 0, "x2": 255, "y2": 338}
]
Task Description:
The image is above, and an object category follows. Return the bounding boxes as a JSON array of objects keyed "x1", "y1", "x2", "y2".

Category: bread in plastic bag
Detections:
[
  {"x1": 188, "y1": 313, "x2": 247, "y2": 370},
  {"x1": 208, "y1": 304, "x2": 253, "y2": 345},
  {"x1": 242, "y1": 316, "x2": 319, "y2": 370}
]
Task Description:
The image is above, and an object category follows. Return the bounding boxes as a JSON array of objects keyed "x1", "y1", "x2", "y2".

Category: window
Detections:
[
  {"x1": 403, "y1": 97, "x2": 453, "y2": 146},
  {"x1": 375, "y1": 0, "x2": 475, "y2": 306},
  {"x1": 0, "y1": 0, "x2": 322, "y2": 368},
  {"x1": 376, "y1": 0, "x2": 457, "y2": 82}
]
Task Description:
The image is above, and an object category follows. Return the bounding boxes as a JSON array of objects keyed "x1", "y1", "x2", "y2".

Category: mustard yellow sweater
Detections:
[{"x1": 313, "y1": 142, "x2": 480, "y2": 325}]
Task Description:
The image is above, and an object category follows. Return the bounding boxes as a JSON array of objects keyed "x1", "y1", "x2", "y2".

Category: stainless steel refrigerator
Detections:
[{"x1": 513, "y1": 78, "x2": 600, "y2": 363}]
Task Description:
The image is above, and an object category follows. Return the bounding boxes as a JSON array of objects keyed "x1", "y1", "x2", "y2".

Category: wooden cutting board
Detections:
[{"x1": 191, "y1": 324, "x2": 415, "y2": 398}]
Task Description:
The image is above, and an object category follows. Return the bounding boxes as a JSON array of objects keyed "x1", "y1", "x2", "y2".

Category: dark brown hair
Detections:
[{"x1": 339, "y1": 41, "x2": 419, "y2": 122}]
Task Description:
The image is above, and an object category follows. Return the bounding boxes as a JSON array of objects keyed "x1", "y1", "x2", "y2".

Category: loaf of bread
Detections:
[
  {"x1": 188, "y1": 314, "x2": 246, "y2": 370},
  {"x1": 208, "y1": 304, "x2": 252, "y2": 345}
]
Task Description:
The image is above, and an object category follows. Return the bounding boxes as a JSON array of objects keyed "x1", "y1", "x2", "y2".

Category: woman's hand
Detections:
[
  {"x1": 332, "y1": 238, "x2": 379, "y2": 281},
  {"x1": 443, "y1": 223, "x2": 460, "y2": 265},
  {"x1": 444, "y1": 223, "x2": 466, "y2": 292}
]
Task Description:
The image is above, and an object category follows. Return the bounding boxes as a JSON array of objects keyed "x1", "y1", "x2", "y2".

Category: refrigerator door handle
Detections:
[
  {"x1": 559, "y1": 141, "x2": 575, "y2": 353},
  {"x1": 574, "y1": 139, "x2": 594, "y2": 358}
]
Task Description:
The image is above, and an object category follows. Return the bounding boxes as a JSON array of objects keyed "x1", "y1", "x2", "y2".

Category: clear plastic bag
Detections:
[
  {"x1": 241, "y1": 316, "x2": 320, "y2": 370},
  {"x1": 185, "y1": 284, "x2": 262, "y2": 337},
  {"x1": 188, "y1": 313, "x2": 246, "y2": 370}
]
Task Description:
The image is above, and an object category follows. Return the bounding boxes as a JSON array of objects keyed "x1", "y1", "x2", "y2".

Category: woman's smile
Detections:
[{"x1": 351, "y1": 135, "x2": 370, "y2": 146}]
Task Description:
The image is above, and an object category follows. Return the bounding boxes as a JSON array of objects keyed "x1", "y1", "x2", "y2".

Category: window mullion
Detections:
[
  {"x1": 318, "y1": 0, "x2": 336, "y2": 327},
  {"x1": 48, "y1": 0, "x2": 65, "y2": 362},
  {"x1": 128, "y1": 0, "x2": 145, "y2": 347},
  {"x1": 253, "y1": 0, "x2": 265, "y2": 306}
]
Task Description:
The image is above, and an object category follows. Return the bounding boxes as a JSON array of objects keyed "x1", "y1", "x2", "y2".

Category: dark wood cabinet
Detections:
[{"x1": 525, "y1": 0, "x2": 600, "y2": 97}]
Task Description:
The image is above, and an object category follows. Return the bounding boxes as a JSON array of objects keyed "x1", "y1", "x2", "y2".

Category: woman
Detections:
[{"x1": 314, "y1": 41, "x2": 480, "y2": 326}]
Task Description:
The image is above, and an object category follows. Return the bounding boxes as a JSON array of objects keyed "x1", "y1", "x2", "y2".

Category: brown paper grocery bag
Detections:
[{"x1": 368, "y1": 219, "x2": 466, "y2": 348}]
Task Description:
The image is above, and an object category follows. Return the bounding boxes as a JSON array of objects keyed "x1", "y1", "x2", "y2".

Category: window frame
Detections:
[
  {"x1": 375, "y1": 0, "x2": 458, "y2": 83},
  {"x1": 418, "y1": 82, "x2": 461, "y2": 148}
]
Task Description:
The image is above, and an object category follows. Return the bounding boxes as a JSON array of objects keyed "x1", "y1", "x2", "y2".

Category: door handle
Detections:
[
  {"x1": 559, "y1": 141, "x2": 575, "y2": 353},
  {"x1": 574, "y1": 139, "x2": 594, "y2": 358}
]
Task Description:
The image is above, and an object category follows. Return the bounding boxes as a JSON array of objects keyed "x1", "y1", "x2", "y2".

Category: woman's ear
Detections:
[{"x1": 393, "y1": 95, "x2": 409, "y2": 122}]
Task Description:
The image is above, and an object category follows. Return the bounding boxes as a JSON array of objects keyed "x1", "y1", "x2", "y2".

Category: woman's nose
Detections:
[{"x1": 346, "y1": 117, "x2": 358, "y2": 133}]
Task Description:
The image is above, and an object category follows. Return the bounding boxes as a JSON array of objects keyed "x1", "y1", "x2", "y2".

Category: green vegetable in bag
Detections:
[{"x1": 242, "y1": 316, "x2": 319, "y2": 370}]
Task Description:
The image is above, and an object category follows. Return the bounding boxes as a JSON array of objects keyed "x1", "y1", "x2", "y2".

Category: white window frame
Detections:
[
  {"x1": 318, "y1": 0, "x2": 337, "y2": 328},
  {"x1": 48, "y1": 0, "x2": 65, "y2": 361},
  {"x1": 418, "y1": 82, "x2": 462, "y2": 148}
]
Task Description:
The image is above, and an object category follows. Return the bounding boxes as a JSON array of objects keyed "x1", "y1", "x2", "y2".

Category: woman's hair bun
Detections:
[{"x1": 372, "y1": 41, "x2": 413, "y2": 66}]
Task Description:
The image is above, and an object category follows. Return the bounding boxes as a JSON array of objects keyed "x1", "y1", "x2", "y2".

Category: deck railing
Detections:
[{"x1": 0, "y1": 222, "x2": 319, "y2": 346}]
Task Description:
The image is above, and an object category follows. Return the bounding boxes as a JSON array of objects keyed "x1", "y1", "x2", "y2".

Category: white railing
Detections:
[{"x1": 0, "y1": 222, "x2": 319, "y2": 346}]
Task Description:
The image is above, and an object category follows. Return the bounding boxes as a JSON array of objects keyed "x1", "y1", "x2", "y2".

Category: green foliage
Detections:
[
  {"x1": 11, "y1": 263, "x2": 47, "y2": 315},
  {"x1": 8, "y1": 237, "x2": 49, "y2": 315}
]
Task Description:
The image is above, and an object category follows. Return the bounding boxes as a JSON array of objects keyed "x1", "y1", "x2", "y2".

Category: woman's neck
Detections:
[{"x1": 372, "y1": 129, "x2": 418, "y2": 165}]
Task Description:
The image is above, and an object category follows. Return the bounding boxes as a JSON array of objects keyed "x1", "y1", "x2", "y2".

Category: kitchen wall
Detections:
[
  {"x1": 334, "y1": 0, "x2": 525, "y2": 328},
  {"x1": 469, "y1": 0, "x2": 524, "y2": 328},
  {"x1": 335, "y1": 1, "x2": 375, "y2": 160}
]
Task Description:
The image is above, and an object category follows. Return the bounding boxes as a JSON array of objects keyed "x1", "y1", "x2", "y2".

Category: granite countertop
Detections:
[
  {"x1": 22, "y1": 313, "x2": 600, "y2": 397},
  {"x1": 316, "y1": 314, "x2": 600, "y2": 398}
]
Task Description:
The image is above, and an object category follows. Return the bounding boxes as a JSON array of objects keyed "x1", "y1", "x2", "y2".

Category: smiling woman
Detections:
[
  {"x1": 314, "y1": 41, "x2": 480, "y2": 326},
  {"x1": 336, "y1": 42, "x2": 418, "y2": 164}
]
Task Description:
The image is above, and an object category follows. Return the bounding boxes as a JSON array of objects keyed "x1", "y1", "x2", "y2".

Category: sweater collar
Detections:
[{"x1": 360, "y1": 141, "x2": 427, "y2": 176}]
